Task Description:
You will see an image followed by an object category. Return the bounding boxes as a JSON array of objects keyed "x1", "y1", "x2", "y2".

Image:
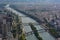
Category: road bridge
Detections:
[{"x1": 25, "y1": 28, "x2": 53, "y2": 36}]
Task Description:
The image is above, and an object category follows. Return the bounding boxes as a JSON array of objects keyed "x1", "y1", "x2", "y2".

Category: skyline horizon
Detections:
[{"x1": 0, "y1": 0, "x2": 60, "y2": 4}]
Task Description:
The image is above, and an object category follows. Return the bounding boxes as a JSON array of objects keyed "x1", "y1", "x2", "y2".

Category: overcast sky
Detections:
[{"x1": 0, "y1": 0, "x2": 60, "y2": 4}]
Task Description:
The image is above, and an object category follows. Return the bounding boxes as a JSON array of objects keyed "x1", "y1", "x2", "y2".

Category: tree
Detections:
[{"x1": 29, "y1": 23, "x2": 43, "y2": 40}]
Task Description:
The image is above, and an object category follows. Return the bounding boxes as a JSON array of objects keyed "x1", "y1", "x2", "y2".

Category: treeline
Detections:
[{"x1": 29, "y1": 23, "x2": 43, "y2": 40}]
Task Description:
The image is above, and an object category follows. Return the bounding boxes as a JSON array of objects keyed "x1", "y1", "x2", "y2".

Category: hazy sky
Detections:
[{"x1": 0, "y1": 0, "x2": 60, "y2": 4}]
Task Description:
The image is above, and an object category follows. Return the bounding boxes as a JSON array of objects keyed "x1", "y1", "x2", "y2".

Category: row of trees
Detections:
[
  {"x1": 11, "y1": 13, "x2": 25, "y2": 40},
  {"x1": 43, "y1": 18, "x2": 58, "y2": 38},
  {"x1": 29, "y1": 23, "x2": 43, "y2": 40}
]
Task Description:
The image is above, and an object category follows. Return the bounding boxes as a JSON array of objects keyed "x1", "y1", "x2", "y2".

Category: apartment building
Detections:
[{"x1": 0, "y1": 13, "x2": 12, "y2": 40}]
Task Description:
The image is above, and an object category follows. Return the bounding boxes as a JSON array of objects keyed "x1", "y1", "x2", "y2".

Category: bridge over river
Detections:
[{"x1": 25, "y1": 28, "x2": 54, "y2": 36}]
